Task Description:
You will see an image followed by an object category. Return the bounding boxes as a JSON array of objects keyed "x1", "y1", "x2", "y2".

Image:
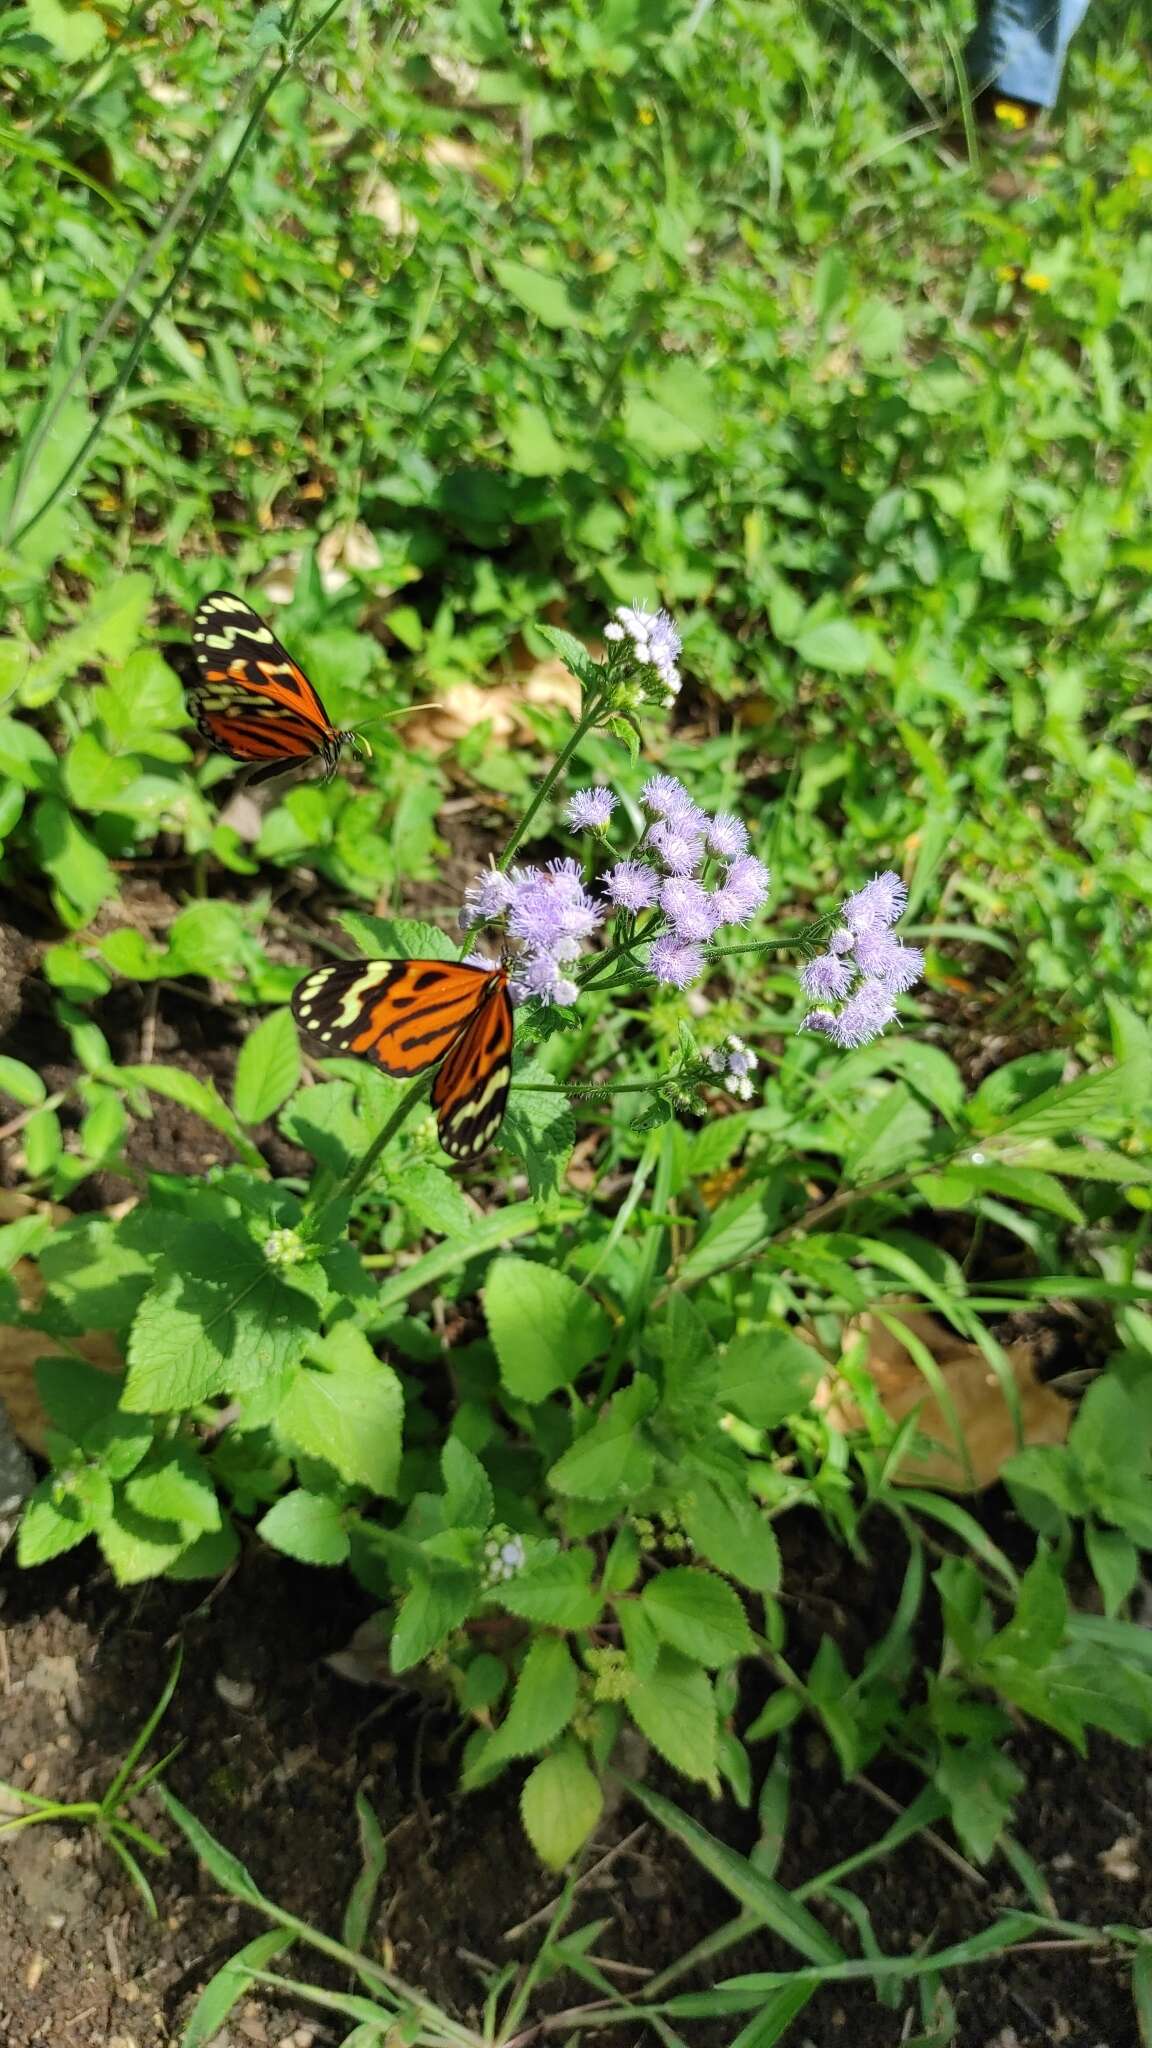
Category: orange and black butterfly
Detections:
[
  {"x1": 175, "y1": 592, "x2": 367, "y2": 784},
  {"x1": 291, "y1": 957, "x2": 514, "y2": 1162}
]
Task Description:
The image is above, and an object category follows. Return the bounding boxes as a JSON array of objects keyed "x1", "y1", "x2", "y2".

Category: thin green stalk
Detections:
[
  {"x1": 9, "y1": 0, "x2": 346, "y2": 549},
  {"x1": 303, "y1": 1070, "x2": 433, "y2": 1238},
  {"x1": 497, "y1": 691, "x2": 605, "y2": 870}
]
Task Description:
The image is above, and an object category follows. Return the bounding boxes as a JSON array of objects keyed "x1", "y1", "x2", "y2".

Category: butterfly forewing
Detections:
[
  {"x1": 431, "y1": 979, "x2": 514, "y2": 1161},
  {"x1": 291, "y1": 958, "x2": 503, "y2": 1077},
  {"x1": 185, "y1": 592, "x2": 346, "y2": 775}
]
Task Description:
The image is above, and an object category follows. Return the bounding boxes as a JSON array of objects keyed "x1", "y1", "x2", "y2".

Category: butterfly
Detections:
[
  {"x1": 175, "y1": 591, "x2": 367, "y2": 784},
  {"x1": 291, "y1": 957, "x2": 514, "y2": 1162}
]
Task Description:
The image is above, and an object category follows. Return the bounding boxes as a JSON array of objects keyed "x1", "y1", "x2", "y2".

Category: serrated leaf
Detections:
[
  {"x1": 278, "y1": 1326, "x2": 403, "y2": 1495},
  {"x1": 337, "y1": 913, "x2": 456, "y2": 961},
  {"x1": 257, "y1": 1488, "x2": 349, "y2": 1566},
  {"x1": 390, "y1": 1568, "x2": 475, "y2": 1672},
  {"x1": 681, "y1": 1479, "x2": 782, "y2": 1598},
  {"x1": 641, "y1": 1568, "x2": 754, "y2": 1668},
  {"x1": 233, "y1": 1009, "x2": 301, "y2": 1126},
  {"x1": 97, "y1": 1501, "x2": 188, "y2": 1584},
  {"x1": 495, "y1": 1548, "x2": 602, "y2": 1629},
  {"x1": 123, "y1": 1224, "x2": 318, "y2": 1412},
  {"x1": 480, "y1": 1638, "x2": 579, "y2": 1769},
  {"x1": 441, "y1": 1436, "x2": 493, "y2": 1528},
  {"x1": 503, "y1": 1061, "x2": 576, "y2": 1199},
  {"x1": 124, "y1": 1445, "x2": 221, "y2": 1534},
  {"x1": 678, "y1": 1188, "x2": 772, "y2": 1287},
  {"x1": 627, "y1": 1649, "x2": 718, "y2": 1783},
  {"x1": 16, "y1": 1482, "x2": 94, "y2": 1565},
  {"x1": 521, "y1": 1746, "x2": 603, "y2": 1870},
  {"x1": 485, "y1": 1255, "x2": 610, "y2": 1401},
  {"x1": 397, "y1": 1160, "x2": 475, "y2": 1238},
  {"x1": 548, "y1": 1377, "x2": 657, "y2": 1500}
]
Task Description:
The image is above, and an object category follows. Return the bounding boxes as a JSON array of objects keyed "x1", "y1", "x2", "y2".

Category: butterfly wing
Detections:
[
  {"x1": 431, "y1": 974, "x2": 514, "y2": 1161},
  {"x1": 291, "y1": 958, "x2": 500, "y2": 1078},
  {"x1": 188, "y1": 591, "x2": 337, "y2": 771}
]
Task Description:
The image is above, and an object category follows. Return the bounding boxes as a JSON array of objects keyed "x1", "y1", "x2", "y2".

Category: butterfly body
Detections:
[
  {"x1": 184, "y1": 591, "x2": 362, "y2": 783},
  {"x1": 292, "y1": 957, "x2": 514, "y2": 1162}
]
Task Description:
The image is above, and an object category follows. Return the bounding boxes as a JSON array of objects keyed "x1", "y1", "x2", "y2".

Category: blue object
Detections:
[{"x1": 965, "y1": 0, "x2": 1092, "y2": 108}]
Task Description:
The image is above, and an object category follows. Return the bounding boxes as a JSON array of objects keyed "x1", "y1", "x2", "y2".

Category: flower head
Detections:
[
  {"x1": 566, "y1": 785, "x2": 617, "y2": 833},
  {"x1": 611, "y1": 604, "x2": 683, "y2": 704},
  {"x1": 706, "y1": 1034, "x2": 759, "y2": 1101},
  {"x1": 603, "y1": 859, "x2": 659, "y2": 911},
  {"x1": 706, "y1": 812, "x2": 748, "y2": 860},
  {"x1": 462, "y1": 866, "x2": 517, "y2": 927},
  {"x1": 647, "y1": 818, "x2": 705, "y2": 876},
  {"x1": 482, "y1": 1529, "x2": 526, "y2": 1587},
  {"x1": 659, "y1": 876, "x2": 718, "y2": 942},
  {"x1": 799, "y1": 870, "x2": 923, "y2": 1050},
  {"x1": 641, "y1": 773, "x2": 693, "y2": 819},
  {"x1": 712, "y1": 854, "x2": 771, "y2": 926},
  {"x1": 648, "y1": 935, "x2": 705, "y2": 988}
]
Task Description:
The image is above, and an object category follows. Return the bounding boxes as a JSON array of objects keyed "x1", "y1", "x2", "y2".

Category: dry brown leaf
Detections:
[
  {"x1": 403, "y1": 661, "x2": 581, "y2": 754},
  {"x1": 0, "y1": 1196, "x2": 124, "y2": 1455},
  {"x1": 817, "y1": 1302, "x2": 1069, "y2": 1491}
]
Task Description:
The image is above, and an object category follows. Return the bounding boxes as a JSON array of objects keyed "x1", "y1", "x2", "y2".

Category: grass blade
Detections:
[{"x1": 181, "y1": 1930, "x2": 295, "y2": 2048}]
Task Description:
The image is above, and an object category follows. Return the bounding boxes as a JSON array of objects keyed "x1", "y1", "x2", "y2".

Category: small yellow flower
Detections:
[
  {"x1": 638, "y1": 104, "x2": 655, "y2": 125},
  {"x1": 232, "y1": 437, "x2": 254, "y2": 458},
  {"x1": 338, "y1": 258, "x2": 354, "y2": 279},
  {"x1": 994, "y1": 98, "x2": 1029, "y2": 130},
  {"x1": 1022, "y1": 269, "x2": 1051, "y2": 293},
  {"x1": 995, "y1": 263, "x2": 1019, "y2": 283}
]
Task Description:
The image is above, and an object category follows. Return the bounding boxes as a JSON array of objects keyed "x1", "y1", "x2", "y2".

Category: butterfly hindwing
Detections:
[
  {"x1": 292, "y1": 957, "x2": 507, "y2": 1086},
  {"x1": 431, "y1": 977, "x2": 514, "y2": 1161},
  {"x1": 184, "y1": 592, "x2": 346, "y2": 776}
]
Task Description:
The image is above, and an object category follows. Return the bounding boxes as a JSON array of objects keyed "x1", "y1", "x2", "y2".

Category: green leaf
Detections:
[
  {"x1": 257, "y1": 1489, "x2": 349, "y2": 1566},
  {"x1": 493, "y1": 259, "x2": 588, "y2": 330},
  {"x1": 1070, "y1": 1373, "x2": 1147, "y2": 1481},
  {"x1": 548, "y1": 1376, "x2": 657, "y2": 1500},
  {"x1": 233, "y1": 1010, "x2": 301, "y2": 1126},
  {"x1": 845, "y1": 1085, "x2": 933, "y2": 1183},
  {"x1": 521, "y1": 1746, "x2": 603, "y2": 1870},
  {"x1": 441, "y1": 1436, "x2": 493, "y2": 1528},
  {"x1": 0, "y1": 1055, "x2": 45, "y2": 1107},
  {"x1": 913, "y1": 1162, "x2": 1084, "y2": 1224},
  {"x1": 716, "y1": 1324, "x2": 821, "y2": 1428},
  {"x1": 338, "y1": 913, "x2": 456, "y2": 961},
  {"x1": 485, "y1": 1255, "x2": 610, "y2": 1402},
  {"x1": 179, "y1": 1930, "x2": 295, "y2": 2048},
  {"x1": 97, "y1": 1501, "x2": 188, "y2": 1584},
  {"x1": 118, "y1": 1063, "x2": 264, "y2": 1170},
  {"x1": 503, "y1": 1062, "x2": 576, "y2": 1198},
  {"x1": 31, "y1": 798, "x2": 116, "y2": 926},
  {"x1": 23, "y1": 1106, "x2": 62, "y2": 1176},
  {"x1": 627, "y1": 1649, "x2": 719, "y2": 1784},
  {"x1": 679, "y1": 1189, "x2": 772, "y2": 1288},
  {"x1": 26, "y1": 0, "x2": 105, "y2": 62},
  {"x1": 390, "y1": 1569, "x2": 475, "y2": 1672},
  {"x1": 165, "y1": 1518, "x2": 241, "y2": 1581},
  {"x1": 982, "y1": 1545, "x2": 1067, "y2": 1672},
  {"x1": 934, "y1": 1743, "x2": 1023, "y2": 1864},
  {"x1": 124, "y1": 1224, "x2": 318, "y2": 1412},
  {"x1": 396, "y1": 1161, "x2": 475, "y2": 1238},
  {"x1": 481, "y1": 1637, "x2": 579, "y2": 1766},
  {"x1": 681, "y1": 1478, "x2": 781, "y2": 1595},
  {"x1": 621, "y1": 1777, "x2": 844, "y2": 1965},
  {"x1": 278, "y1": 1327, "x2": 403, "y2": 1495},
  {"x1": 158, "y1": 1787, "x2": 271, "y2": 1907},
  {"x1": 1086, "y1": 1523, "x2": 1140, "y2": 1619},
  {"x1": 792, "y1": 617, "x2": 876, "y2": 674},
  {"x1": 496, "y1": 1549, "x2": 603, "y2": 1630},
  {"x1": 505, "y1": 404, "x2": 572, "y2": 477},
  {"x1": 124, "y1": 1445, "x2": 222, "y2": 1534},
  {"x1": 641, "y1": 1568, "x2": 754, "y2": 1668},
  {"x1": 16, "y1": 1481, "x2": 95, "y2": 1565}
]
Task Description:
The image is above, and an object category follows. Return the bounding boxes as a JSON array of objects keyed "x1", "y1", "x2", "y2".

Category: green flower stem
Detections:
[
  {"x1": 303, "y1": 1069, "x2": 433, "y2": 1239},
  {"x1": 510, "y1": 1077, "x2": 661, "y2": 1097},
  {"x1": 496, "y1": 690, "x2": 605, "y2": 871},
  {"x1": 578, "y1": 914, "x2": 660, "y2": 989}
]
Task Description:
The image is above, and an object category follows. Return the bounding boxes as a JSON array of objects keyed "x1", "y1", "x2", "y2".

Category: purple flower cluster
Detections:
[
  {"x1": 800, "y1": 872, "x2": 925, "y2": 1049},
  {"x1": 625, "y1": 775, "x2": 769, "y2": 988},
  {"x1": 603, "y1": 604, "x2": 683, "y2": 703},
  {"x1": 462, "y1": 858, "x2": 603, "y2": 1007}
]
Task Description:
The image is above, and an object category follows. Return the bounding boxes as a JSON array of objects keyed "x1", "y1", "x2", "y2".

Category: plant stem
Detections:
[
  {"x1": 496, "y1": 691, "x2": 604, "y2": 871},
  {"x1": 303, "y1": 1070, "x2": 433, "y2": 1238}
]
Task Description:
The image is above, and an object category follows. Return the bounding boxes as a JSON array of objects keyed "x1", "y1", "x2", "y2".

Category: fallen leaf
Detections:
[
  {"x1": 402, "y1": 660, "x2": 581, "y2": 754},
  {"x1": 1098, "y1": 1833, "x2": 1140, "y2": 1882},
  {"x1": 817, "y1": 1302, "x2": 1069, "y2": 1491},
  {"x1": 0, "y1": 1200, "x2": 124, "y2": 1454}
]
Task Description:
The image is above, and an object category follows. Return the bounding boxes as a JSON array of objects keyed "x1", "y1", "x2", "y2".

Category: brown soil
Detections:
[{"x1": 0, "y1": 1524, "x2": 1146, "y2": 2048}]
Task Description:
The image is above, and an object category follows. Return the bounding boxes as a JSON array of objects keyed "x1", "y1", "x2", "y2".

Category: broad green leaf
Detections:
[
  {"x1": 26, "y1": 0, "x2": 105, "y2": 63},
  {"x1": 337, "y1": 913, "x2": 456, "y2": 960},
  {"x1": 1085, "y1": 1523, "x2": 1140, "y2": 1619},
  {"x1": 495, "y1": 1548, "x2": 602, "y2": 1630},
  {"x1": 0, "y1": 1055, "x2": 45, "y2": 1106},
  {"x1": 390, "y1": 1568, "x2": 475, "y2": 1671},
  {"x1": 441, "y1": 1436, "x2": 493, "y2": 1528},
  {"x1": 485, "y1": 1255, "x2": 610, "y2": 1401},
  {"x1": 716, "y1": 1324, "x2": 821, "y2": 1428},
  {"x1": 641, "y1": 1568, "x2": 754, "y2": 1668},
  {"x1": 31, "y1": 797, "x2": 116, "y2": 925},
  {"x1": 118, "y1": 1063, "x2": 264, "y2": 1170},
  {"x1": 481, "y1": 1637, "x2": 579, "y2": 1765},
  {"x1": 396, "y1": 1161, "x2": 474, "y2": 1238},
  {"x1": 23, "y1": 1106, "x2": 62, "y2": 1175},
  {"x1": 792, "y1": 617, "x2": 876, "y2": 674},
  {"x1": 97, "y1": 1501, "x2": 188, "y2": 1584},
  {"x1": 123, "y1": 1224, "x2": 319, "y2": 1412},
  {"x1": 279, "y1": 1327, "x2": 403, "y2": 1495},
  {"x1": 503, "y1": 1062, "x2": 575, "y2": 1199},
  {"x1": 982, "y1": 1545, "x2": 1066, "y2": 1672},
  {"x1": 681, "y1": 1479, "x2": 781, "y2": 1595},
  {"x1": 493, "y1": 259, "x2": 588, "y2": 329},
  {"x1": 16, "y1": 1481, "x2": 95, "y2": 1565},
  {"x1": 913, "y1": 1162, "x2": 1084, "y2": 1224},
  {"x1": 257, "y1": 1488, "x2": 349, "y2": 1566},
  {"x1": 521, "y1": 1746, "x2": 603, "y2": 1870},
  {"x1": 678, "y1": 1189, "x2": 774, "y2": 1287},
  {"x1": 124, "y1": 1446, "x2": 221, "y2": 1534},
  {"x1": 627, "y1": 1649, "x2": 719, "y2": 1784},
  {"x1": 233, "y1": 1009, "x2": 301, "y2": 1126},
  {"x1": 934, "y1": 1743, "x2": 1023, "y2": 1864},
  {"x1": 548, "y1": 1377, "x2": 657, "y2": 1499}
]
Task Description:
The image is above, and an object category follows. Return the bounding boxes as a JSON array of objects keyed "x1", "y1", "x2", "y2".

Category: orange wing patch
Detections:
[{"x1": 291, "y1": 957, "x2": 514, "y2": 1162}]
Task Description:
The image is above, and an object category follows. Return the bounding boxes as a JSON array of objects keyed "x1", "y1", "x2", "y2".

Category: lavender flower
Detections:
[
  {"x1": 566, "y1": 785, "x2": 617, "y2": 833},
  {"x1": 603, "y1": 860, "x2": 659, "y2": 911},
  {"x1": 641, "y1": 773, "x2": 693, "y2": 819},
  {"x1": 659, "y1": 877, "x2": 718, "y2": 942},
  {"x1": 711, "y1": 855, "x2": 771, "y2": 926},
  {"x1": 648, "y1": 935, "x2": 705, "y2": 988},
  {"x1": 613, "y1": 605, "x2": 683, "y2": 703},
  {"x1": 647, "y1": 818, "x2": 705, "y2": 876},
  {"x1": 462, "y1": 866, "x2": 517, "y2": 926},
  {"x1": 799, "y1": 871, "x2": 923, "y2": 1049},
  {"x1": 706, "y1": 812, "x2": 748, "y2": 860},
  {"x1": 508, "y1": 864, "x2": 603, "y2": 950},
  {"x1": 511, "y1": 953, "x2": 579, "y2": 1006}
]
